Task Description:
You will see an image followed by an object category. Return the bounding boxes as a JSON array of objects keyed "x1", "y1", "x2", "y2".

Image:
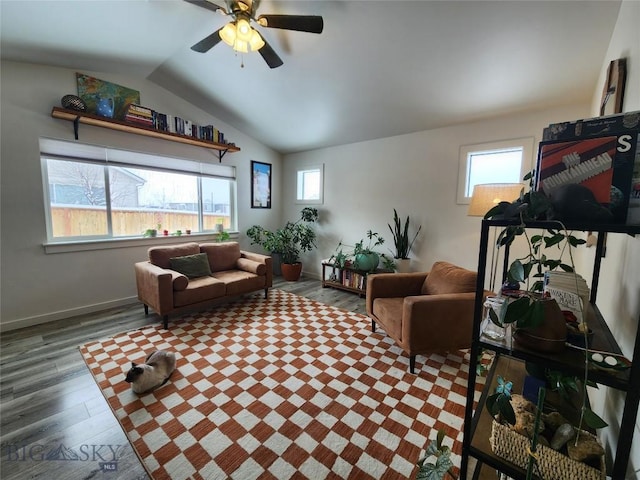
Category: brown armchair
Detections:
[{"x1": 366, "y1": 261, "x2": 487, "y2": 373}]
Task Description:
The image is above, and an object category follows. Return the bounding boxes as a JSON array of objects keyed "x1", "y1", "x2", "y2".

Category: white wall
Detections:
[
  {"x1": 582, "y1": 1, "x2": 640, "y2": 476},
  {"x1": 282, "y1": 104, "x2": 588, "y2": 278},
  {"x1": 0, "y1": 61, "x2": 282, "y2": 330}
]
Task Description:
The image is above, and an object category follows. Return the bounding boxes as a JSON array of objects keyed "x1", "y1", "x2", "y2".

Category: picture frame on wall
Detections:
[
  {"x1": 251, "y1": 161, "x2": 272, "y2": 209},
  {"x1": 600, "y1": 58, "x2": 626, "y2": 116}
]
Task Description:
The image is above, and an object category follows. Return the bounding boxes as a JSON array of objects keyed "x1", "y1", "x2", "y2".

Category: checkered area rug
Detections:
[{"x1": 80, "y1": 289, "x2": 485, "y2": 480}]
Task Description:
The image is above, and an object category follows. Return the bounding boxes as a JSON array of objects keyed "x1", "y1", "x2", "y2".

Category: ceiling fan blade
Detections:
[
  {"x1": 184, "y1": 0, "x2": 226, "y2": 14},
  {"x1": 257, "y1": 15, "x2": 323, "y2": 34},
  {"x1": 257, "y1": 35, "x2": 284, "y2": 69},
  {"x1": 191, "y1": 27, "x2": 224, "y2": 53}
]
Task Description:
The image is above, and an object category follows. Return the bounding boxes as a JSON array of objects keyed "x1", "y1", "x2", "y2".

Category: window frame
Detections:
[
  {"x1": 40, "y1": 139, "x2": 237, "y2": 245},
  {"x1": 295, "y1": 163, "x2": 324, "y2": 205},
  {"x1": 456, "y1": 137, "x2": 534, "y2": 204}
]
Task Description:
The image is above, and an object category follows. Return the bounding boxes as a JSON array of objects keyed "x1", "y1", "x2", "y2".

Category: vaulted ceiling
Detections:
[{"x1": 0, "y1": 1, "x2": 621, "y2": 153}]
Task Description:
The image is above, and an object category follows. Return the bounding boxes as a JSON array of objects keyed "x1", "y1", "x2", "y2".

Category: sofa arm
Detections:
[
  {"x1": 240, "y1": 251, "x2": 273, "y2": 288},
  {"x1": 134, "y1": 261, "x2": 174, "y2": 316},
  {"x1": 402, "y1": 292, "x2": 478, "y2": 352},
  {"x1": 366, "y1": 272, "x2": 427, "y2": 316}
]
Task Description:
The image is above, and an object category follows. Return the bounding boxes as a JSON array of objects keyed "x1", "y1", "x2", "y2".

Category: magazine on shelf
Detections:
[{"x1": 539, "y1": 111, "x2": 640, "y2": 225}]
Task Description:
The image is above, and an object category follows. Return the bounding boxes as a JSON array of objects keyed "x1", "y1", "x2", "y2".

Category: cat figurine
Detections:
[{"x1": 125, "y1": 350, "x2": 176, "y2": 394}]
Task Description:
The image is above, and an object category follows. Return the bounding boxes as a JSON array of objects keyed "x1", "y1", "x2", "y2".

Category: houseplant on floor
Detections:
[
  {"x1": 246, "y1": 207, "x2": 319, "y2": 281},
  {"x1": 388, "y1": 209, "x2": 422, "y2": 273},
  {"x1": 416, "y1": 430, "x2": 455, "y2": 479}
]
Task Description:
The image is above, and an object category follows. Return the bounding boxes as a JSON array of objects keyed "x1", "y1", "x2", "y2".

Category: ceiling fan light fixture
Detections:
[
  {"x1": 234, "y1": 39, "x2": 249, "y2": 53},
  {"x1": 219, "y1": 23, "x2": 236, "y2": 46},
  {"x1": 249, "y1": 30, "x2": 265, "y2": 51},
  {"x1": 236, "y1": 18, "x2": 252, "y2": 42}
]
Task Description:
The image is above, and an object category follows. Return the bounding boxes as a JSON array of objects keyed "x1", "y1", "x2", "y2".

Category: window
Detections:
[
  {"x1": 296, "y1": 164, "x2": 324, "y2": 204},
  {"x1": 457, "y1": 137, "x2": 534, "y2": 204},
  {"x1": 40, "y1": 138, "x2": 236, "y2": 242}
]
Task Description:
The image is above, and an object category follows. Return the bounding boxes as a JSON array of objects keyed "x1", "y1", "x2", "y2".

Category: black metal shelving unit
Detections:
[{"x1": 461, "y1": 219, "x2": 640, "y2": 480}]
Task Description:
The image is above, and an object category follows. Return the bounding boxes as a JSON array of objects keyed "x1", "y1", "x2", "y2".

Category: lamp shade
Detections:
[
  {"x1": 249, "y1": 30, "x2": 265, "y2": 51},
  {"x1": 467, "y1": 183, "x2": 523, "y2": 216},
  {"x1": 219, "y1": 23, "x2": 237, "y2": 46},
  {"x1": 236, "y1": 18, "x2": 252, "y2": 42}
]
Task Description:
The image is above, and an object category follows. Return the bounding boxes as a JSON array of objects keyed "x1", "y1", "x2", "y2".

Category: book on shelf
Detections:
[
  {"x1": 543, "y1": 271, "x2": 590, "y2": 324},
  {"x1": 124, "y1": 104, "x2": 155, "y2": 127},
  {"x1": 119, "y1": 104, "x2": 233, "y2": 145}
]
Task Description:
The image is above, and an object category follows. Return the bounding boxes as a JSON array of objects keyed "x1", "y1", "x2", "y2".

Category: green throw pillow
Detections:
[{"x1": 169, "y1": 253, "x2": 212, "y2": 279}]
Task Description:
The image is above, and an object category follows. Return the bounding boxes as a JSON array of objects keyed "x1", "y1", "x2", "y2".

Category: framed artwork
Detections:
[
  {"x1": 76, "y1": 72, "x2": 141, "y2": 120},
  {"x1": 251, "y1": 161, "x2": 272, "y2": 209},
  {"x1": 599, "y1": 58, "x2": 627, "y2": 116}
]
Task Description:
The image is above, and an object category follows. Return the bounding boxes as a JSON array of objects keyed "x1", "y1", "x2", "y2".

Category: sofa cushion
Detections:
[
  {"x1": 200, "y1": 242, "x2": 241, "y2": 272},
  {"x1": 421, "y1": 261, "x2": 477, "y2": 295},
  {"x1": 212, "y1": 270, "x2": 265, "y2": 296},
  {"x1": 169, "y1": 253, "x2": 212, "y2": 279},
  {"x1": 236, "y1": 257, "x2": 266, "y2": 276},
  {"x1": 148, "y1": 242, "x2": 200, "y2": 269},
  {"x1": 174, "y1": 276, "x2": 226, "y2": 307},
  {"x1": 372, "y1": 297, "x2": 405, "y2": 342}
]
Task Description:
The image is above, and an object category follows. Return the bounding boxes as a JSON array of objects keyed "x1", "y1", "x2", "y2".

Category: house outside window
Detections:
[{"x1": 457, "y1": 137, "x2": 534, "y2": 204}]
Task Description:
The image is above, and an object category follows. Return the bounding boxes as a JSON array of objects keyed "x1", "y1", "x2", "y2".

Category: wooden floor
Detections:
[{"x1": 0, "y1": 277, "x2": 365, "y2": 480}]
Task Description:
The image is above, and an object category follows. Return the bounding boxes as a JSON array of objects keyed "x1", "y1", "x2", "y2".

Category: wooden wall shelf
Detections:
[{"x1": 51, "y1": 107, "x2": 240, "y2": 162}]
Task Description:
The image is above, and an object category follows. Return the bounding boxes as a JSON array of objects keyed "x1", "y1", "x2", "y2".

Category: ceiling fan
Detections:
[{"x1": 185, "y1": 0, "x2": 323, "y2": 68}]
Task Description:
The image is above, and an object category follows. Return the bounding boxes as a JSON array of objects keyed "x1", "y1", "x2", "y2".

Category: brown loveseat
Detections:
[
  {"x1": 135, "y1": 241, "x2": 272, "y2": 328},
  {"x1": 366, "y1": 261, "x2": 487, "y2": 373}
]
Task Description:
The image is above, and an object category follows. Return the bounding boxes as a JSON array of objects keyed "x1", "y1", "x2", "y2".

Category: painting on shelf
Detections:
[{"x1": 76, "y1": 73, "x2": 140, "y2": 120}]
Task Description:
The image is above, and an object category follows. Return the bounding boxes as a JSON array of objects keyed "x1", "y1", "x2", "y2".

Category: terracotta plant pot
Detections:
[
  {"x1": 513, "y1": 297, "x2": 568, "y2": 353},
  {"x1": 281, "y1": 262, "x2": 302, "y2": 281}
]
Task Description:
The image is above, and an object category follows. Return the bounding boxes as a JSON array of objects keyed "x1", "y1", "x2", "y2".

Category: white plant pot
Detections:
[{"x1": 394, "y1": 258, "x2": 411, "y2": 273}]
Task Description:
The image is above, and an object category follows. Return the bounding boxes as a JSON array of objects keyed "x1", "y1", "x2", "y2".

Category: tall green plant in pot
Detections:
[
  {"x1": 246, "y1": 207, "x2": 319, "y2": 281},
  {"x1": 388, "y1": 209, "x2": 422, "y2": 273}
]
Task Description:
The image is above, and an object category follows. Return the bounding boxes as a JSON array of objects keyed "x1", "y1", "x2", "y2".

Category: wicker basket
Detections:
[{"x1": 490, "y1": 420, "x2": 605, "y2": 480}]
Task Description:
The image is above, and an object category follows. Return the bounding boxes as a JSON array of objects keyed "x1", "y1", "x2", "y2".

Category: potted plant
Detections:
[
  {"x1": 388, "y1": 209, "x2": 422, "y2": 273},
  {"x1": 215, "y1": 230, "x2": 230, "y2": 242},
  {"x1": 484, "y1": 171, "x2": 608, "y2": 456},
  {"x1": 329, "y1": 230, "x2": 395, "y2": 273},
  {"x1": 353, "y1": 230, "x2": 385, "y2": 271},
  {"x1": 416, "y1": 430, "x2": 456, "y2": 480},
  {"x1": 246, "y1": 207, "x2": 319, "y2": 281},
  {"x1": 486, "y1": 375, "x2": 607, "y2": 480}
]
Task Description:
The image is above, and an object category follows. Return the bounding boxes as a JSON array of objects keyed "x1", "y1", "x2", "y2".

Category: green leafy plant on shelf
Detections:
[
  {"x1": 329, "y1": 230, "x2": 395, "y2": 272},
  {"x1": 485, "y1": 172, "x2": 586, "y2": 330},
  {"x1": 416, "y1": 430, "x2": 456, "y2": 480},
  {"x1": 484, "y1": 170, "x2": 607, "y2": 436},
  {"x1": 486, "y1": 376, "x2": 606, "y2": 480}
]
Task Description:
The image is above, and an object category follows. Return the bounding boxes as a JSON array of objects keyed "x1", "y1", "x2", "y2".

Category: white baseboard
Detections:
[{"x1": 0, "y1": 296, "x2": 139, "y2": 332}]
